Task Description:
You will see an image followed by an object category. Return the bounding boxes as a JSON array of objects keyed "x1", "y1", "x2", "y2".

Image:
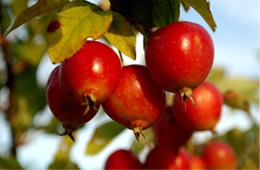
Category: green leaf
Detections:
[
  {"x1": 49, "y1": 136, "x2": 79, "y2": 169},
  {"x1": 0, "y1": 157, "x2": 23, "y2": 169},
  {"x1": 152, "y1": 0, "x2": 180, "y2": 27},
  {"x1": 224, "y1": 90, "x2": 250, "y2": 113},
  {"x1": 86, "y1": 121, "x2": 125, "y2": 155},
  {"x1": 214, "y1": 78, "x2": 259, "y2": 103},
  {"x1": 131, "y1": 0, "x2": 153, "y2": 27},
  {"x1": 48, "y1": 160, "x2": 79, "y2": 169},
  {"x1": 214, "y1": 125, "x2": 259, "y2": 169},
  {"x1": 182, "y1": 0, "x2": 216, "y2": 31},
  {"x1": 10, "y1": 0, "x2": 29, "y2": 16},
  {"x1": 5, "y1": 0, "x2": 69, "y2": 36},
  {"x1": 12, "y1": 66, "x2": 46, "y2": 131},
  {"x1": 180, "y1": 0, "x2": 190, "y2": 11},
  {"x1": 35, "y1": 117, "x2": 62, "y2": 134},
  {"x1": 105, "y1": 12, "x2": 136, "y2": 60},
  {"x1": 207, "y1": 67, "x2": 226, "y2": 82},
  {"x1": 14, "y1": 66, "x2": 46, "y2": 115},
  {"x1": 131, "y1": 128, "x2": 155, "y2": 154},
  {"x1": 0, "y1": 6, "x2": 12, "y2": 33},
  {"x1": 12, "y1": 41, "x2": 47, "y2": 66},
  {"x1": 207, "y1": 68, "x2": 259, "y2": 103},
  {"x1": 26, "y1": 15, "x2": 52, "y2": 37},
  {"x1": 46, "y1": 1, "x2": 113, "y2": 63},
  {"x1": 110, "y1": 0, "x2": 181, "y2": 28}
]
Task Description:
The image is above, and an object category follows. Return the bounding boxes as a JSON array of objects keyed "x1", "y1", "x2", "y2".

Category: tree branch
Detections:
[{"x1": 0, "y1": 2, "x2": 17, "y2": 158}]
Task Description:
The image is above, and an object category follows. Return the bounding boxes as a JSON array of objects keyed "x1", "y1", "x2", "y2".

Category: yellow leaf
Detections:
[
  {"x1": 105, "y1": 12, "x2": 136, "y2": 60},
  {"x1": 183, "y1": 0, "x2": 217, "y2": 31},
  {"x1": 5, "y1": 0, "x2": 69, "y2": 36},
  {"x1": 86, "y1": 121, "x2": 125, "y2": 155},
  {"x1": 47, "y1": 1, "x2": 113, "y2": 63}
]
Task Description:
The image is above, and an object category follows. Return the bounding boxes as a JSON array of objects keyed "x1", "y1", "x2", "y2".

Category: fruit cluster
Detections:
[
  {"x1": 46, "y1": 21, "x2": 220, "y2": 137},
  {"x1": 46, "y1": 21, "x2": 236, "y2": 168},
  {"x1": 104, "y1": 141, "x2": 237, "y2": 169}
]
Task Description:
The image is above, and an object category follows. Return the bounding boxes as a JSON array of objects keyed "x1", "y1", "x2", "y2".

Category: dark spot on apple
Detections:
[
  {"x1": 47, "y1": 20, "x2": 60, "y2": 33},
  {"x1": 67, "y1": 89, "x2": 74, "y2": 98}
]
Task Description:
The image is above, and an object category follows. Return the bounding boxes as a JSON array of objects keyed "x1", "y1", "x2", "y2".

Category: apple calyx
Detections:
[
  {"x1": 133, "y1": 126, "x2": 145, "y2": 141},
  {"x1": 210, "y1": 128, "x2": 217, "y2": 135},
  {"x1": 82, "y1": 93, "x2": 98, "y2": 115},
  {"x1": 178, "y1": 87, "x2": 196, "y2": 107}
]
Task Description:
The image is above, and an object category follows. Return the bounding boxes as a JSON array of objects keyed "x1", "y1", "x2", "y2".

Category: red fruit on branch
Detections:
[
  {"x1": 102, "y1": 65, "x2": 166, "y2": 140},
  {"x1": 144, "y1": 146, "x2": 190, "y2": 169},
  {"x1": 145, "y1": 21, "x2": 214, "y2": 103},
  {"x1": 104, "y1": 149, "x2": 142, "y2": 169},
  {"x1": 189, "y1": 155, "x2": 206, "y2": 170},
  {"x1": 153, "y1": 106, "x2": 193, "y2": 152},
  {"x1": 203, "y1": 141, "x2": 237, "y2": 169},
  {"x1": 143, "y1": 146, "x2": 176, "y2": 169},
  {"x1": 172, "y1": 81, "x2": 223, "y2": 132},
  {"x1": 46, "y1": 66, "x2": 99, "y2": 140},
  {"x1": 59, "y1": 41, "x2": 122, "y2": 113},
  {"x1": 172, "y1": 148, "x2": 190, "y2": 169}
]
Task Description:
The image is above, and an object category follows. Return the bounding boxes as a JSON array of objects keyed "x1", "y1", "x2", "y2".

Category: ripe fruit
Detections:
[
  {"x1": 189, "y1": 155, "x2": 206, "y2": 170},
  {"x1": 104, "y1": 149, "x2": 142, "y2": 169},
  {"x1": 143, "y1": 146, "x2": 190, "y2": 169},
  {"x1": 173, "y1": 148, "x2": 190, "y2": 169},
  {"x1": 153, "y1": 106, "x2": 193, "y2": 152},
  {"x1": 102, "y1": 65, "x2": 166, "y2": 139},
  {"x1": 59, "y1": 41, "x2": 121, "y2": 113},
  {"x1": 46, "y1": 66, "x2": 99, "y2": 140},
  {"x1": 143, "y1": 146, "x2": 176, "y2": 169},
  {"x1": 172, "y1": 81, "x2": 223, "y2": 132},
  {"x1": 203, "y1": 141, "x2": 236, "y2": 169},
  {"x1": 145, "y1": 21, "x2": 214, "y2": 102}
]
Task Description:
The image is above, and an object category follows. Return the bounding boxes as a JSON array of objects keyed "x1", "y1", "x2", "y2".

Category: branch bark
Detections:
[{"x1": 0, "y1": 2, "x2": 17, "y2": 158}]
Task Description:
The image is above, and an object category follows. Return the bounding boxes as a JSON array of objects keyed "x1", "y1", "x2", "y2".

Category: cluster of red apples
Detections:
[
  {"x1": 46, "y1": 21, "x2": 236, "y2": 168},
  {"x1": 105, "y1": 141, "x2": 236, "y2": 169}
]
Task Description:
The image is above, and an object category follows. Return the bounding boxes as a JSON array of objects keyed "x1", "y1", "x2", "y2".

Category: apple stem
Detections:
[
  {"x1": 210, "y1": 128, "x2": 217, "y2": 135},
  {"x1": 118, "y1": 50, "x2": 125, "y2": 66},
  {"x1": 60, "y1": 128, "x2": 75, "y2": 142}
]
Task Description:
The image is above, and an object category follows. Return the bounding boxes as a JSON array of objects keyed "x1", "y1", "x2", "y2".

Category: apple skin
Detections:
[
  {"x1": 172, "y1": 81, "x2": 223, "y2": 132},
  {"x1": 46, "y1": 66, "x2": 99, "y2": 130},
  {"x1": 172, "y1": 148, "x2": 190, "y2": 169},
  {"x1": 189, "y1": 155, "x2": 206, "y2": 170},
  {"x1": 59, "y1": 41, "x2": 122, "y2": 104},
  {"x1": 102, "y1": 65, "x2": 166, "y2": 138},
  {"x1": 143, "y1": 146, "x2": 190, "y2": 169},
  {"x1": 104, "y1": 149, "x2": 142, "y2": 169},
  {"x1": 153, "y1": 106, "x2": 193, "y2": 152},
  {"x1": 145, "y1": 21, "x2": 214, "y2": 93},
  {"x1": 143, "y1": 146, "x2": 176, "y2": 169},
  {"x1": 203, "y1": 141, "x2": 237, "y2": 169}
]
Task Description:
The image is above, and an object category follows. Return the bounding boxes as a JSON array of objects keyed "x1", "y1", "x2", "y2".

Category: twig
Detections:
[{"x1": 0, "y1": 2, "x2": 17, "y2": 158}]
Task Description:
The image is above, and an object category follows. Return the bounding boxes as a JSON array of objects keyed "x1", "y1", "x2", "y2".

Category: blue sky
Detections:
[{"x1": 0, "y1": 0, "x2": 259, "y2": 169}]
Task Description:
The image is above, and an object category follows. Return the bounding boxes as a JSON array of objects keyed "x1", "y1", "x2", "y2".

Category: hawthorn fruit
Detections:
[
  {"x1": 153, "y1": 106, "x2": 193, "y2": 152},
  {"x1": 59, "y1": 41, "x2": 122, "y2": 114},
  {"x1": 172, "y1": 81, "x2": 223, "y2": 132},
  {"x1": 104, "y1": 149, "x2": 142, "y2": 169},
  {"x1": 46, "y1": 66, "x2": 99, "y2": 140},
  {"x1": 203, "y1": 141, "x2": 237, "y2": 169},
  {"x1": 103, "y1": 65, "x2": 166, "y2": 140},
  {"x1": 145, "y1": 21, "x2": 214, "y2": 103}
]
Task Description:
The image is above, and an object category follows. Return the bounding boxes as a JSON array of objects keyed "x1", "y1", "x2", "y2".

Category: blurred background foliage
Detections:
[{"x1": 0, "y1": 0, "x2": 259, "y2": 169}]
